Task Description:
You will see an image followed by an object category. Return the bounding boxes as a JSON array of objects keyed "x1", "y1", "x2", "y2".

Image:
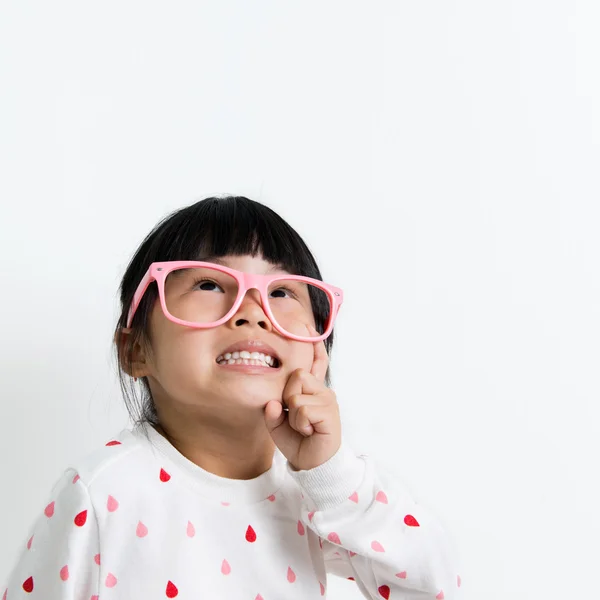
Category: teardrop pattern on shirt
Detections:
[
  {"x1": 267, "y1": 494, "x2": 276, "y2": 502},
  {"x1": 44, "y1": 501, "x2": 55, "y2": 518},
  {"x1": 287, "y1": 566, "x2": 296, "y2": 583},
  {"x1": 349, "y1": 491, "x2": 359, "y2": 503},
  {"x1": 160, "y1": 468, "x2": 171, "y2": 482},
  {"x1": 396, "y1": 571, "x2": 407, "y2": 579},
  {"x1": 26, "y1": 535, "x2": 33, "y2": 549},
  {"x1": 255, "y1": 595, "x2": 264, "y2": 600},
  {"x1": 371, "y1": 540, "x2": 385, "y2": 553},
  {"x1": 327, "y1": 532, "x2": 341, "y2": 545},
  {"x1": 2, "y1": 589, "x2": 7, "y2": 600},
  {"x1": 74, "y1": 509, "x2": 87, "y2": 526},
  {"x1": 136, "y1": 521, "x2": 148, "y2": 537},
  {"x1": 404, "y1": 514, "x2": 420, "y2": 527},
  {"x1": 297, "y1": 520, "x2": 305, "y2": 536},
  {"x1": 319, "y1": 581, "x2": 326, "y2": 595},
  {"x1": 72, "y1": 474, "x2": 80, "y2": 484},
  {"x1": 105, "y1": 573, "x2": 118, "y2": 588},
  {"x1": 378, "y1": 584, "x2": 391, "y2": 599},
  {"x1": 107, "y1": 495, "x2": 119, "y2": 512},
  {"x1": 166, "y1": 580, "x2": 178, "y2": 598},
  {"x1": 221, "y1": 559, "x2": 231, "y2": 575},
  {"x1": 436, "y1": 592, "x2": 445, "y2": 599},
  {"x1": 457, "y1": 575, "x2": 462, "y2": 587},
  {"x1": 94, "y1": 553, "x2": 101, "y2": 565},
  {"x1": 245, "y1": 525, "x2": 257, "y2": 542},
  {"x1": 22, "y1": 577, "x2": 34, "y2": 593},
  {"x1": 60, "y1": 565, "x2": 69, "y2": 581},
  {"x1": 186, "y1": 520, "x2": 196, "y2": 537},
  {"x1": 375, "y1": 490, "x2": 388, "y2": 504},
  {"x1": 105, "y1": 440, "x2": 122, "y2": 446},
  {"x1": 307, "y1": 510, "x2": 315, "y2": 522}
]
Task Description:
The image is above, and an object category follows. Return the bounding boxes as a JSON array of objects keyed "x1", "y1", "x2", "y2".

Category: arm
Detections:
[
  {"x1": 2, "y1": 468, "x2": 100, "y2": 599},
  {"x1": 287, "y1": 441, "x2": 463, "y2": 599}
]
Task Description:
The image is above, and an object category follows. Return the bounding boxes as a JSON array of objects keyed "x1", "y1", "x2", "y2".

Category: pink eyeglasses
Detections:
[{"x1": 124, "y1": 261, "x2": 344, "y2": 343}]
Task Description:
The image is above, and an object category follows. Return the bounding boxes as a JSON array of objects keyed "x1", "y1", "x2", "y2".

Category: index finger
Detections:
[{"x1": 307, "y1": 324, "x2": 328, "y2": 383}]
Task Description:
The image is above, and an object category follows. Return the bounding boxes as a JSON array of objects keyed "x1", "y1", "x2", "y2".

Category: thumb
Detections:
[{"x1": 264, "y1": 400, "x2": 286, "y2": 431}]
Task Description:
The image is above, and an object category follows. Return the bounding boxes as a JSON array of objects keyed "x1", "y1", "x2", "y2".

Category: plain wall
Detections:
[{"x1": 1, "y1": 2, "x2": 599, "y2": 598}]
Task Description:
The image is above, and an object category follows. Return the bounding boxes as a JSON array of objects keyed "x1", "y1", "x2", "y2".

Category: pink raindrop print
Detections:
[
  {"x1": 320, "y1": 581, "x2": 326, "y2": 595},
  {"x1": 94, "y1": 553, "x2": 101, "y2": 565},
  {"x1": 297, "y1": 520, "x2": 305, "y2": 535},
  {"x1": 26, "y1": 535, "x2": 33, "y2": 549},
  {"x1": 436, "y1": 592, "x2": 445, "y2": 599},
  {"x1": 160, "y1": 468, "x2": 171, "y2": 482},
  {"x1": 187, "y1": 521, "x2": 196, "y2": 537},
  {"x1": 308, "y1": 510, "x2": 315, "y2": 522},
  {"x1": 287, "y1": 566, "x2": 296, "y2": 583},
  {"x1": 72, "y1": 474, "x2": 80, "y2": 484},
  {"x1": 136, "y1": 521, "x2": 148, "y2": 537},
  {"x1": 107, "y1": 495, "x2": 119, "y2": 512},
  {"x1": 267, "y1": 494, "x2": 276, "y2": 502},
  {"x1": 221, "y1": 559, "x2": 231, "y2": 575},
  {"x1": 375, "y1": 490, "x2": 388, "y2": 504},
  {"x1": 105, "y1": 573, "x2": 117, "y2": 588},
  {"x1": 371, "y1": 540, "x2": 385, "y2": 552},
  {"x1": 44, "y1": 502, "x2": 55, "y2": 518},
  {"x1": 327, "y1": 532, "x2": 341, "y2": 545},
  {"x1": 396, "y1": 571, "x2": 407, "y2": 579},
  {"x1": 348, "y1": 491, "x2": 359, "y2": 503},
  {"x1": 457, "y1": 575, "x2": 462, "y2": 587},
  {"x1": 60, "y1": 565, "x2": 69, "y2": 581}
]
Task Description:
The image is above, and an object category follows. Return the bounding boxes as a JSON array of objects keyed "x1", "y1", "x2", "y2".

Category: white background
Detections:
[{"x1": 1, "y1": 2, "x2": 599, "y2": 598}]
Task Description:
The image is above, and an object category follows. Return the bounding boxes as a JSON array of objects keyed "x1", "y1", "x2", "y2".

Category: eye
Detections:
[
  {"x1": 193, "y1": 278, "x2": 225, "y2": 293},
  {"x1": 269, "y1": 287, "x2": 296, "y2": 299}
]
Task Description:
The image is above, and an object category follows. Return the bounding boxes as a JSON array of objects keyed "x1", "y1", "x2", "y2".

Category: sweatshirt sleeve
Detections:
[
  {"x1": 286, "y1": 440, "x2": 463, "y2": 600},
  {"x1": 2, "y1": 468, "x2": 100, "y2": 600}
]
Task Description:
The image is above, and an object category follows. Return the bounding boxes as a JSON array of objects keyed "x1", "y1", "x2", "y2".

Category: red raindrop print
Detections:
[
  {"x1": 160, "y1": 468, "x2": 171, "y2": 482},
  {"x1": 349, "y1": 491, "x2": 359, "y2": 503},
  {"x1": 297, "y1": 520, "x2": 305, "y2": 535},
  {"x1": 166, "y1": 580, "x2": 178, "y2": 598},
  {"x1": 136, "y1": 521, "x2": 148, "y2": 537},
  {"x1": 245, "y1": 525, "x2": 257, "y2": 542},
  {"x1": 348, "y1": 577, "x2": 355, "y2": 581},
  {"x1": 375, "y1": 490, "x2": 388, "y2": 504},
  {"x1": 107, "y1": 495, "x2": 119, "y2": 512},
  {"x1": 106, "y1": 440, "x2": 121, "y2": 446},
  {"x1": 378, "y1": 584, "x2": 390, "y2": 599},
  {"x1": 287, "y1": 566, "x2": 296, "y2": 583},
  {"x1": 94, "y1": 553, "x2": 101, "y2": 565},
  {"x1": 221, "y1": 559, "x2": 231, "y2": 575},
  {"x1": 74, "y1": 510, "x2": 87, "y2": 527},
  {"x1": 60, "y1": 565, "x2": 69, "y2": 581},
  {"x1": 22, "y1": 577, "x2": 34, "y2": 593},
  {"x1": 404, "y1": 514, "x2": 420, "y2": 527},
  {"x1": 44, "y1": 502, "x2": 55, "y2": 518}
]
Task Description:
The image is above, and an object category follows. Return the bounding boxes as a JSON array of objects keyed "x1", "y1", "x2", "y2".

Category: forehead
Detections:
[{"x1": 201, "y1": 254, "x2": 289, "y2": 274}]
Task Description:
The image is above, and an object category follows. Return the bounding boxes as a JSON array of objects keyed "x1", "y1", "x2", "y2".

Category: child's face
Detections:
[{"x1": 138, "y1": 253, "x2": 318, "y2": 419}]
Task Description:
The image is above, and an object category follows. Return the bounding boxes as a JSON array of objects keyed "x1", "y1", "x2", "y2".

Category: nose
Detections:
[{"x1": 227, "y1": 288, "x2": 273, "y2": 332}]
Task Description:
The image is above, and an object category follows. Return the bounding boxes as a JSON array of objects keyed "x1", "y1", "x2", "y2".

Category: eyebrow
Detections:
[{"x1": 201, "y1": 256, "x2": 288, "y2": 274}]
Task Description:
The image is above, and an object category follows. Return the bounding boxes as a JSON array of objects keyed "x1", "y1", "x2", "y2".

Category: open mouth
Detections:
[{"x1": 216, "y1": 351, "x2": 281, "y2": 369}]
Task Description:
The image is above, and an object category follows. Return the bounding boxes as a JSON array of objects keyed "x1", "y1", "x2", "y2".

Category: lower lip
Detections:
[{"x1": 216, "y1": 362, "x2": 281, "y2": 374}]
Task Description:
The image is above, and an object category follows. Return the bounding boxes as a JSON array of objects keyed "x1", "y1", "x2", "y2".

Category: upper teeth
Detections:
[{"x1": 216, "y1": 351, "x2": 277, "y2": 367}]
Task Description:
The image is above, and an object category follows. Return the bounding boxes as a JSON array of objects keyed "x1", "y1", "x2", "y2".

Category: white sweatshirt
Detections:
[{"x1": 3, "y1": 422, "x2": 463, "y2": 599}]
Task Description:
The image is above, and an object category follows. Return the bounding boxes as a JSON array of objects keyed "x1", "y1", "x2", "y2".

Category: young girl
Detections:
[{"x1": 3, "y1": 196, "x2": 463, "y2": 599}]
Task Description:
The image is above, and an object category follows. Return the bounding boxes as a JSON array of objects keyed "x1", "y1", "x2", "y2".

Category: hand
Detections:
[{"x1": 264, "y1": 324, "x2": 342, "y2": 471}]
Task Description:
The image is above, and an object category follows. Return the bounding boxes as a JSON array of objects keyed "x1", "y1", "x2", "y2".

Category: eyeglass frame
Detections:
[{"x1": 124, "y1": 261, "x2": 344, "y2": 343}]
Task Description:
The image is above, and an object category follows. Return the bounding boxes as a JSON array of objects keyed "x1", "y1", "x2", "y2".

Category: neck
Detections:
[{"x1": 151, "y1": 406, "x2": 277, "y2": 481}]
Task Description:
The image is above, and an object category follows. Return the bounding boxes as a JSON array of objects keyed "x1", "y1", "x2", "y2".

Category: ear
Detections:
[{"x1": 115, "y1": 327, "x2": 151, "y2": 379}]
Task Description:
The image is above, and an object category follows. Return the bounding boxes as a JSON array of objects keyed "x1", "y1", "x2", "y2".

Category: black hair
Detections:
[{"x1": 113, "y1": 195, "x2": 335, "y2": 429}]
